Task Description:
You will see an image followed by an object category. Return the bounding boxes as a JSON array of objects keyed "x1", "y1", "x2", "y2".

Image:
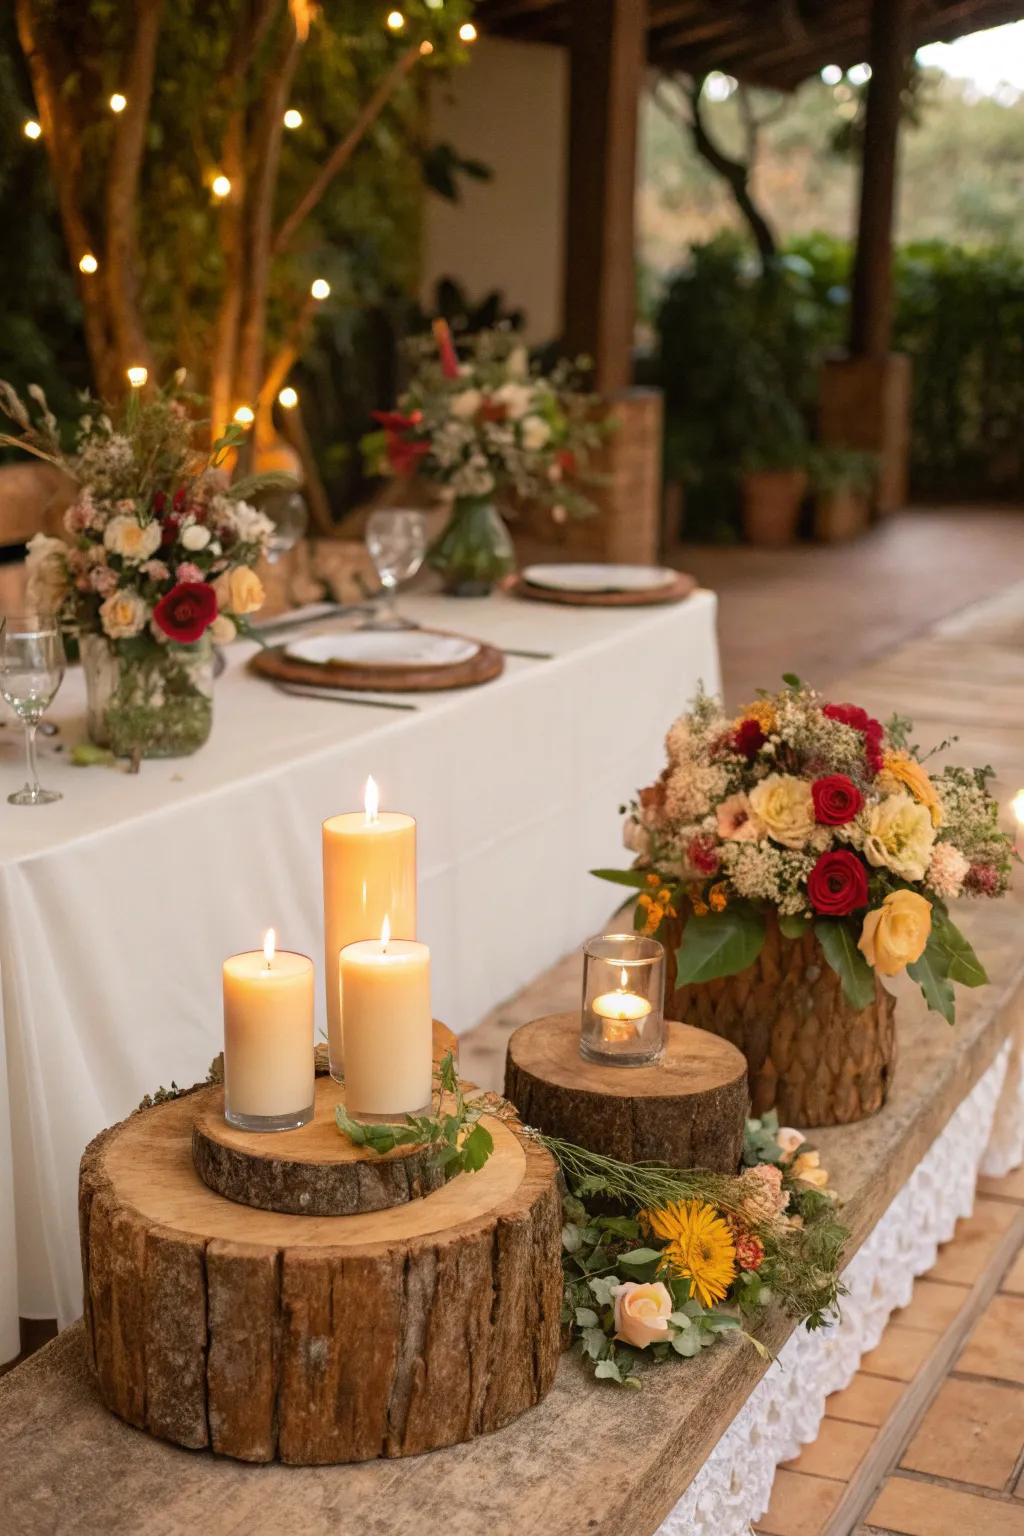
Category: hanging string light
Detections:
[
  {"x1": 283, "y1": 107, "x2": 303, "y2": 129},
  {"x1": 278, "y1": 386, "x2": 299, "y2": 409},
  {"x1": 458, "y1": 22, "x2": 477, "y2": 42},
  {"x1": 386, "y1": 10, "x2": 405, "y2": 30},
  {"x1": 419, "y1": 40, "x2": 434, "y2": 56},
  {"x1": 126, "y1": 366, "x2": 148, "y2": 388},
  {"x1": 211, "y1": 174, "x2": 232, "y2": 199},
  {"x1": 233, "y1": 405, "x2": 255, "y2": 426},
  {"x1": 310, "y1": 278, "x2": 330, "y2": 301},
  {"x1": 109, "y1": 93, "x2": 127, "y2": 113},
  {"x1": 79, "y1": 253, "x2": 99, "y2": 274},
  {"x1": 23, "y1": 119, "x2": 42, "y2": 140}
]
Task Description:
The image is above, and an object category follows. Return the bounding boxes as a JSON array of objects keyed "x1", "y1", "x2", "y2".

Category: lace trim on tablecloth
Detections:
[{"x1": 658, "y1": 1039, "x2": 1014, "y2": 1536}]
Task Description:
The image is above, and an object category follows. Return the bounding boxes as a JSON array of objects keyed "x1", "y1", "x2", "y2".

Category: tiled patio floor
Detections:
[{"x1": 755, "y1": 1167, "x2": 1024, "y2": 1536}]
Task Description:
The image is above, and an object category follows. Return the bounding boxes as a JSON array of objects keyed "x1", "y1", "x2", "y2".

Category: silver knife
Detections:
[{"x1": 273, "y1": 681, "x2": 419, "y2": 711}]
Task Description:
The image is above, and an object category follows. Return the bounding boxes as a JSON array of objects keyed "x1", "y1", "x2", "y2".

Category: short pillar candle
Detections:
[
  {"x1": 340, "y1": 919, "x2": 432, "y2": 1116},
  {"x1": 322, "y1": 775, "x2": 416, "y2": 1081},
  {"x1": 223, "y1": 931, "x2": 315, "y2": 1132}
]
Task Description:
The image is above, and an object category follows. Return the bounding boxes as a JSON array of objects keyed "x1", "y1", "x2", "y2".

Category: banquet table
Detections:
[{"x1": 0, "y1": 586, "x2": 720, "y2": 1355}]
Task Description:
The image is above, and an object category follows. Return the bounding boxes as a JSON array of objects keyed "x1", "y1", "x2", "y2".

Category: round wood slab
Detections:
[
  {"x1": 504, "y1": 1013, "x2": 749, "y2": 1170},
  {"x1": 80, "y1": 1076, "x2": 561, "y2": 1464},
  {"x1": 506, "y1": 569, "x2": 696, "y2": 607},
  {"x1": 250, "y1": 629, "x2": 504, "y2": 692}
]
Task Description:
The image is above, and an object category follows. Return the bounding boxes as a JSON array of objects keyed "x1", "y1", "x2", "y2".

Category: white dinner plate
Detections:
[
  {"x1": 284, "y1": 631, "x2": 481, "y2": 669},
  {"x1": 522, "y1": 562, "x2": 677, "y2": 594}
]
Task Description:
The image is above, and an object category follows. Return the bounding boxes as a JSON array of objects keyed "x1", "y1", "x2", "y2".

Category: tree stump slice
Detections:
[
  {"x1": 664, "y1": 911, "x2": 897, "y2": 1127},
  {"x1": 193, "y1": 1076, "x2": 448, "y2": 1216},
  {"x1": 80, "y1": 1069, "x2": 561, "y2": 1464},
  {"x1": 503, "y1": 1014, "x2": 749, "y2": 1171}
]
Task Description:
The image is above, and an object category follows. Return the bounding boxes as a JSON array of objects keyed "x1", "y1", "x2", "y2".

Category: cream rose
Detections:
[
  {"x1": 103, "y1": 516, "x2": 161, "y2": 565},
  {"x1": 776, "y1": 1127, "x2": 806, "y2": 1162},
  {"x1": 521, "y1": 414, "x2": 551, "y2": 451},
  {"x1": 213, "y1": 566, "x2": 265, "y2": 616},
  {"x1": 209, "y1": 614, "x2": 238, "y2": 644},
  {"x1": 791, "y1": 1150, "x2": 830, "y2": 1190},
  {"x1": 181, "y1": 523, "x2": 211, "y2": 552},
  {"x1": 100, "y1": 589, "x2": 149, "y2": 639},
  {"x1": 493, "y1": 381, "x2": 534, "y2": 420},
  {"x1": 862, "y1": 792, "x2": 936, "y2": 881},
  {"x1": 451, "y1": 388, "x2": 482, "y2": 419},
  {"x1": 858, "y1": 889, "x2": 932, "y2": 976},
  {"x1": 748, "y1": 774, "x2": 815, "y2": 850},
  {"x1": 611, "y1": 1281, "x2": 673, "y2": 1349}
]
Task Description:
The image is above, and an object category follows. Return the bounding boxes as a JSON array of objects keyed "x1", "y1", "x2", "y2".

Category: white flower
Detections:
[
  {"x1": 493, "y1": 381, "x2": 534, "y2": 420},
  {"x1": 749, "y1": 774, "x2": 816, "y2": 850},
  {"x1": 776, "y1": 1127, "x2": 806, "y2": 1162},
  {"x1": 209, "y1": 614, "x2": 237, "y2": 644},
  {"x1": 181, "y1": 523, "x2": 211, "y2": 552},
  {"x1": 521, "y1": 415, "x2": 551, "y2": 452},
  {"x1": 100, "y1": 589, "x2": 149, "y2": 639},
  {"x1": 104, "y1": 515, "x2": 161, "y2": 564},
  {"x1": 862, "y1": 792, "x2": 936, "y2": 882},
  {"x1": 451, "y1": 389, "x2": 482, "y2": 420},
  {"x1": 506, "y1": 345, "x2": 529, "y2": 379},
  {"x1": 229, "y1": 500, "x2": 274, "y2": 546},
  {"x1": 25, "y1": 533, "x2": 69, "y2": 610}
]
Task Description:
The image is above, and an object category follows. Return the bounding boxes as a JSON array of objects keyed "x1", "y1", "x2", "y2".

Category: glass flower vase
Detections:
[
  {"x1": 427, "y1": 495, "x2": 515, "y2": 596},
  {"x1": 81, "y1": 633, "x2": 214, "y2": 759}
]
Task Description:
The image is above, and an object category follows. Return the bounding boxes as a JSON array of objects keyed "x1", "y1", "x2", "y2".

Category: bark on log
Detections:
[
  {"x1": 504, "y1": 1014, "x2": 748, "y2": 1171},
  {"x1": 80, "y1": 1060, "x2": 561, "y2": 1464},
  {"x1": 665, "y1": 911, "x2": 897, "y2": 1127}
]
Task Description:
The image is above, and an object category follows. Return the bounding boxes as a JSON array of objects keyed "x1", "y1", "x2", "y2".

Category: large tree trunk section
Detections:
[
  {"x1": 504, "y1": 1014, "x2": 748, "y2": 1171},
  {"x1": 80, "y1": 1064, "x2": 561, "y2": 1463},
  {"x1": 192, "y1": 1075, "x2": 446, "y2": 1216},
  {"x1": 665, "y1": 912, "x2": 897, "y2": 1128}
]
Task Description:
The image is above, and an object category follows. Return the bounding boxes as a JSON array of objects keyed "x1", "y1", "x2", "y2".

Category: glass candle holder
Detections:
[{"x1": 580, "y1": 933, "x2": 666, "y2": 1066}]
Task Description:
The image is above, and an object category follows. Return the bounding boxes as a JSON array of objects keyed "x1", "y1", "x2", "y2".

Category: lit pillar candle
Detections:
[
  {"x1": 323, "y1": 775, "x2": 416, "y2": 1080},
  {"x1": 340, "y1": 916, "x2": 432, "y2": 1115},
  {"x1": 223, "y1": 929, "x2": 315, "y2": 1131},
  {"x1": 592, "y1": 968, "x2": 652, "y2": 1043}
]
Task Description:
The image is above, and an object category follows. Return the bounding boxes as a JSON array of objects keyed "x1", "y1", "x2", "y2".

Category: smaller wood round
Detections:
[
  {"x1": 249, "y1": 630, "x2": 504, "y2": 692},
  {"x1": 506, "y1": 569, "x2": 696, "y2": 608},
  {"x1": 504, "y1": 1013, "x2": 749, "y2": 1171}
]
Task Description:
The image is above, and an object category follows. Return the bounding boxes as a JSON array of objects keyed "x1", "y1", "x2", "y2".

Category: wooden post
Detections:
[
  {"x1": 563, "y1": 0, "x2": 646, "y2": 393},
  {"x1": 849, "y1": 0, "x2": 912, "y2": 359}
]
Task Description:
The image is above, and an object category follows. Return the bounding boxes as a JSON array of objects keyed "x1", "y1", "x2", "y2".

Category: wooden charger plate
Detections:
[
  {"x1": 506, "y1": 568, "x2": 696, "y2": 607},
  {"x1": 250, "y1": 628, "x2": 504, "y2": 692}
]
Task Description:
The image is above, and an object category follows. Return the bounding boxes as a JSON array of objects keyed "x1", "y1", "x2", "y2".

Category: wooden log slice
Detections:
[
  {"x1": 504, "y1": 1014, "x2": 749, "y2": 1171},
  {"x1": 249, "y1": 633, "x2": 504, "y2": 693},
  {"x1": 80, "y1": 1076, "x2": 561, "y2": 1465},
  {"x1": 192, "y1": 1076, "x2": 447, "y2": 1216}
]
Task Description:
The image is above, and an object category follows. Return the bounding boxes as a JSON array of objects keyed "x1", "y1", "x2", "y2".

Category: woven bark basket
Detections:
[{"x1": 664, "y1": 911, "x2": 897, "y2": 1127}]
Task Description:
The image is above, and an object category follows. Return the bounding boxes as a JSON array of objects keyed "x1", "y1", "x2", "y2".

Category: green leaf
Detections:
[
  {"x1": 908, "y1": 945, "x2": 956, "y2": 1025},
  {"x1": 782, "y1": 672, "x2": 802, "y2": 689},
  {"x1": 561, "y1": 1224, "x2": 583, "y2": 1253},
  {"x1": 675, "y1": 906, "x2": 765, "y2": 985},
  {"x1": 588, "y1": 1276, "x2": 619, "y2": 1307},
  {"x1": 814, "y1": 919, "x2": 876, "y2": 1010},
  {"x1": 334, "y1": 1105, "x2": 367, "y2": 1145},
  {"x1": 595, "y1": 1215, "x2": 641, "y2": 1239},
  {"x1": 593, "y1": 1358, "x2": 623, "y2": 1382},
  {"x1": 574, "y1": 1307, "x2": 599, "y2": 1328},
  {"x1": 460, "y1": 1122, "x2": 494, "y2": 1172},
  {"x1": 667, "y1": 1312, "x2": 692, "y2": 1329},
  {"x1": 778, "y1": 913, "x2": 811, "y2": 939},
  {"x1": 618, "y1": 1248, "x2": 662, "y2": 1266},
  {"x1": 590, "y1": 868, "x2": 652, "y2": 889},
  {"x1": 671, "y1": 1331, "x2": 703, "y2": 1357},
  {"x1": 581, "y1": 1327, "x2": 610, "y2": 1361},
  {"x1": 930, "y1": 910, "x2": 988, "y2": 988}
]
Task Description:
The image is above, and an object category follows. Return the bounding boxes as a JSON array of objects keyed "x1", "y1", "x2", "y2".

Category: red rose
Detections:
[
  {"x1": 823, "y1": 702, "x2": 885, "y2": 776},
  {"x1": 688, "y1": 833, "x2": 720, "y2": 876},
  {"x1": 807, "y1": 850, "x2": 869, "y2": 916},
  {"x1": 153, "y1": 581, "x2": 218, "y2": 644},
  {"x1": 733, "y1": 718, "x2": 766, "y2": 759},
  {"x1": 811, "y1": 774, "x2": 863, "y2": 826}
]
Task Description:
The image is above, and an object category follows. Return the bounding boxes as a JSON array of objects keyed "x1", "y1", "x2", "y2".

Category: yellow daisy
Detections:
[
  {"x1": 646, "y1": 1199, "x2": 737, "y2": 1309},
  {"x1": 738, "y1": 699, "x2": 777, "y2": 735}
]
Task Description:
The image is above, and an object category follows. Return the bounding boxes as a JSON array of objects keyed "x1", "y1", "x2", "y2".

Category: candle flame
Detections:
[
  {"x1": 263, "y1": 928, "x2": 276, "y2": 967},
  {"x1": 364, "y1": 774, "x2": 380, "y2": 824},
  {"x1": 1013, "y1": 789, "x2": 1024, "y2": 826},
  {"x1": 619, "y1": 967, "x2": 629, "y2": 990},
  {"x1": 380, "y1": 913, "x2": 391, "y2": 953}
]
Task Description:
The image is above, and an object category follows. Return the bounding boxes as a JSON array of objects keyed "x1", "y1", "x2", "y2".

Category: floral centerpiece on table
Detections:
[
  {"x1": 362, "y1": 322, "x2": 608, "y2": 594},
  {"x1": 596, "y1": 677, "x2": 1014, "y2": 1125},
  {"x1": 1, "y1": 379, "x2": 279, "y2": 759}
]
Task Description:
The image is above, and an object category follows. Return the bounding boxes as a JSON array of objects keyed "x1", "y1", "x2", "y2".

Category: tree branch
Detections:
[
  {"x1": 686, "y1": 74, "x2": 778, "y2": 271},
  {"x1": 272, "y1": 41, "x2": 421, "y2": 258}
]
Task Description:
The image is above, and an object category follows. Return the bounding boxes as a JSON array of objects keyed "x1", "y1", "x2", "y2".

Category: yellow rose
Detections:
[
  {"x1": 791, "y1": 1150, "x2": 830, "y2": 1190},
  {"x1": 863, "y1": 792, "x2": 936, "y2": 881},
  {"x1": 858, "y1": 889, "x2": 932, "y2": 976},
  {"x1": 103, "y1": 515, "x2": 161, "y2": 565},
  {"x1": 748, "y1": 773, "x2": 815, "y2": 850},
  {"x1": 99, "y1": 589, "x2": 148, "y2": 639},
  {"x1": 880, "y1": 751, "x2": 943, "y2": 828},
  {"x1": 213, "y1": 567, "x2": 265, "y2": 616}
]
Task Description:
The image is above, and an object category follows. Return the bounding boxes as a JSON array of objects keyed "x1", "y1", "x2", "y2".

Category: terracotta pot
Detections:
[
  {"x1": 813, "y1": 488, "x2": 869, "y2": 543},
  {"x1": 663, "y1": 910, "x2": 896, "y2": 1127},
  {"x1": 741, "y1": 468, "x2": 808, "y2": 547}
]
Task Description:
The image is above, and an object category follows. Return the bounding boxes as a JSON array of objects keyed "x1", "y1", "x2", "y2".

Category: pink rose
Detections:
[
  {"x1": 176, "y1": 561, "x2": 205, "y2": 585},
  {"x1": 612, "y1": 1281, "x2": 673, "y2": 1349},
  {"x1": 89, "y1": 565, "x2": 119, "y2": 596},
  {"x1": 716, "y1": 792, "x2": 763, "y2": 842},
  {"x1": 142, "y1": 559, "x2": 170, "y2": 583}
]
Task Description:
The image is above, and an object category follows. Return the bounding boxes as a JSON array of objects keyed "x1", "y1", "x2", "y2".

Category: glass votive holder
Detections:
[{"x1": 580, "y1": 933, "x2": 666, "y2": 1066}]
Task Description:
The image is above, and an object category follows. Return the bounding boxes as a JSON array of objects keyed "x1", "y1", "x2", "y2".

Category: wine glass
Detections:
[
  {"x1": 261, "y1": 490, "x2": 309, "y2": 565},
  {"x1": 0, "y1": 612, "x2": 66, "y2": 806},
  {"x1": 364, "y1": 509, "x2": 428, "y2": 629}
]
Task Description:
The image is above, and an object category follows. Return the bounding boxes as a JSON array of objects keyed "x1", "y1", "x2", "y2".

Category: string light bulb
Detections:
[
  {"x1": 386, "y1": 10, "x2": 405, "y2": 30},
  {"x1": 233, "y1": 404, "x2": 255, "y2": 426},
  {"x1": 109, "y1": 93, "x2": 127, "y2": 113},
  {"x1": 23, "y1": 119, "x2": 42, "y2": 140},
  {"x1": 458, "y1": 21, "x2": 477, "y2": 41},
  {"x1": 283, "y1": 107, "x2": 303, "y2": 129},
  {"x1": 126, "y1": 366, "x2": 148, "y2": 389},
  {"x1": 419, "y1": 40, "x2": 434, "y2": 56},
  {"x1": 79, "y1": 252, "x2": 99, "y2": 275},
  {"x1": 211, "y1": 173, "x2": 232, "y2": 199},
  {"x1": 277, "y1": 386, "x2": 299, "y2": 409},
  {"x1": 310, "y1": 277, "x2": 330, "y2": 301}
]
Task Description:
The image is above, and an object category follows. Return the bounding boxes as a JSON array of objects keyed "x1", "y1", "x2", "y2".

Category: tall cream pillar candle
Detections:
[
  {"x1": 322, "y1": 776, "x2": 416, "y2": 1081},
  {"x1": 340, "y1": 919, "x2": 432, "y2": 1116},
  {"x1": 223, "y1": 930, "x2": 315, "y2": 1131}
]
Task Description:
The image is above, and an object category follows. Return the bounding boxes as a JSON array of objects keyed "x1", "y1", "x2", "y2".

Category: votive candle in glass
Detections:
[
  {"x1": 223, "y1": 929, "x2": 315, "y2": 1131},
  {"x1": 580, "y1": 933, "x2": 666, "y2": 1066}
]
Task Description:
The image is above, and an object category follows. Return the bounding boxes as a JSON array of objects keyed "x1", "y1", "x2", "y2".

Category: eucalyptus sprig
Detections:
[{"x1": 335, "y1": 1051, "x2": 495, "y2": 1177}]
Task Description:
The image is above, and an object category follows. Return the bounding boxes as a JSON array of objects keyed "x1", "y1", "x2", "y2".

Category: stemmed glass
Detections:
[
  {"x1": 364, "y1": 509, "x2": 428, "y2": 629},
  {"x1": 261, "y1": 490, "x2": 309, "y2": 565},
  {"x1": 0, "y1": 613, "x2": 66, "y2": 806}
]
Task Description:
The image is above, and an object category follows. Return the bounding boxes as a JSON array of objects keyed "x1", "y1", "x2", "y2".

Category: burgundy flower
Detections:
[
  {"x1": 964, "y1": 863, "x2": 1000, "y2": 896},
  {"x1": 153, "y1": 581, "x2": 218, "y2": 644},
  {"x1": 160, "y1": 514, "x2": 181, "y2": 549},
  {"x1": 172, "y1": 487, "x2": 188, "y2": 512},
  {"x1": 823, "y1": 702, "x2": 885, "y2": 776},
  {"x1": 807, "y1": 850, "x2": 869, "y2": 916},
  {"x1": 733, "y1": 717, "x2": 766, "y2": 759},
  {"x1": 688, "y1": 833, "x2": 720, "y2": 876},
  {"x1": 811, "y1": 774, "x2": 863, "y2": 826}
]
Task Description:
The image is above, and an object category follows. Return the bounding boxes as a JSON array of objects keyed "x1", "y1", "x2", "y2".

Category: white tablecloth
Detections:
[{"x1": 0, "y1": 588, "x2": 720, "y2": 1353}]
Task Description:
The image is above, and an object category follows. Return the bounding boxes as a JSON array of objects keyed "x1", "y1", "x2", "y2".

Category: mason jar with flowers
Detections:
[
  {"x1": 2, "y1": 379, "x2": 277, "y2": 758},
  {"x1": 595, "y1": 677, "x2": 1014, "y2": 1127},
  {"x1": 362, "y1": 322, "x2": 608, "y2": 595}
]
